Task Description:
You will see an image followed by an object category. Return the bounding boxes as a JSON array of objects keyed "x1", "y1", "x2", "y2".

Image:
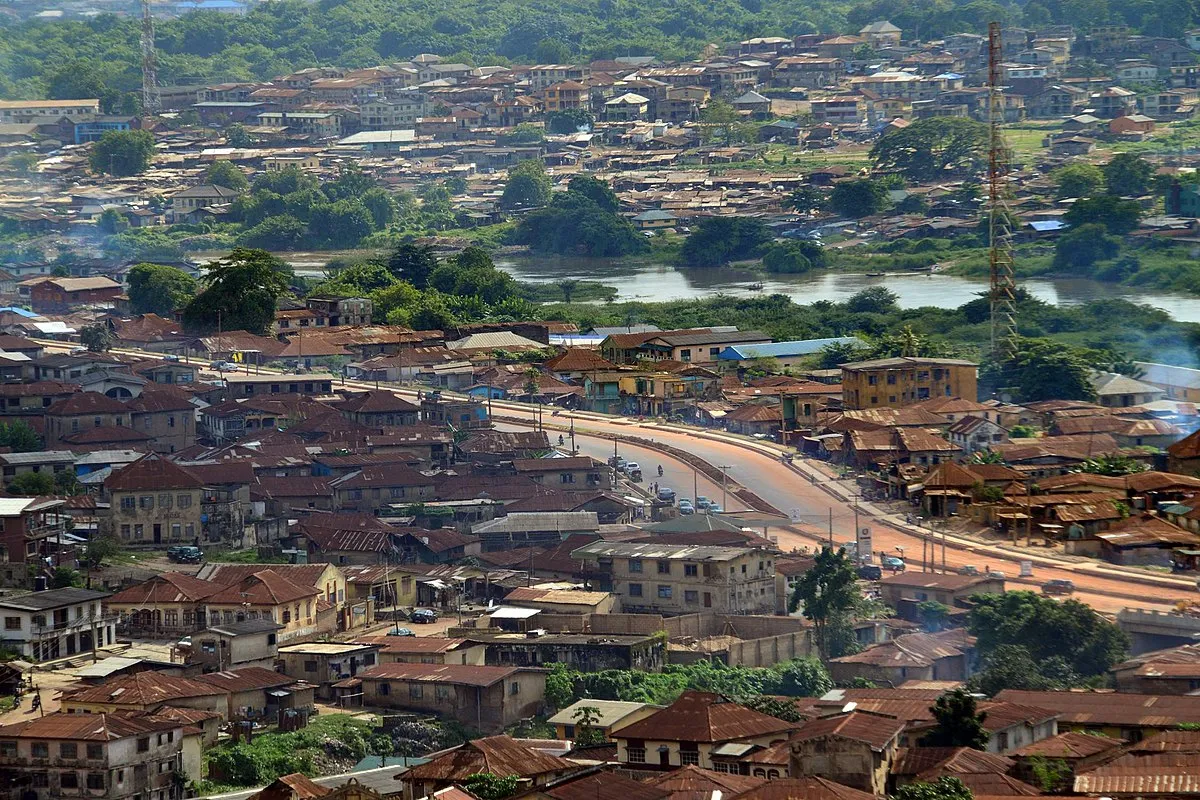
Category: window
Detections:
[
  {"x1": 60, "y1": 743, "x2": 77, "y2": 759},
  {"x1": 134, "y1": 524, "x2": 143, "y2": 540},
  {"x1": 3, "y1": 617, "x2": 18, "y2": 631},
  {"x1": 82, "y1": 742, "x2": 100, "y2": 759},
  {"x1": 435, "y1": 685, "x2": 450, "y2": 700},
  {"x1": 177, "y1": 494, "x2": 192, "y2": 509},
  {"x1": 201, "y1": 641, "x2": 216, "y2": 654},
  {"x1": 120, "y1": 497, "x2": 135, "y2": 511},
  {"x1": 282, "y1": 610, "x2": 291, "y2": 623},
  {"x1": 31, "y1": 743, "x2": 48, "y2": 758},
  {"x1": 627, "y1": 747, "x2": 646, "y2": 763},
  {"x1": 628, "y1": 583, "x2": 643, "y2": 597},
  {"x1": 680, "y1": 751, "x2": 700, "y2": 766},
  {"x1": 60, "y1": 772, "x2": 79, "y2": 789},
  {"x1": 158, "y1": 494, "x2": 172, "y2": 509},
  {"x1": 409, "y1": 684, "x2": 423, "y2": 699},
  {"x1": 139, "y1": 495, "x2": 153, "y2": 510},
  {"x1": 657, "y1": 560, "x2": 671, "y2": 574},
  {"x1": 684, "y1": 590, "x2": 699, "y2": 603},
  {"x1": 0, "y1": 741, "x2": 15, "y2": 757},
  {"x1": 868, "y1": 375, "x2": 877, "y2": 385},
  {"x1": 137, "y1": 738, "x2": 149, "y2": 753},
  {"x1": 120, "y1": 524, "x2": 131, "y2": 539},
  {"x1": 628, "y1": 559, "x2": 642, "y2": 573},
  {"x1": 304, "y1": 660, "x2": 318, "y2": 672},
  {"x1": 887, "y1": 373, "x2": 896, "y2": 385},
  {"x1": 559, "y1": 473, "x2": 575, "y2": 484},
  {"x1": 87, "y1": 773, "x2": 105, "y2": 790},
  {"x1": 510, "y1": 681, "x2": 520, "y2": 695},
  {"x1": 379, "y1": 682, "x2": 390, "y2": 695},
  {"x1": 31, "y1": 774, "x2": 48, "y2": 788},
  {"x1": 657, "y1": 585, "x2": 672, "y2": 599},
  {"x1": 684, "y1": 564, "x2": 697, "y2": 577}
]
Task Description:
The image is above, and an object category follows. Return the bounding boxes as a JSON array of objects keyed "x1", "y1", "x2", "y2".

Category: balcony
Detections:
[{"x1": 31, "y1": 613, "x2": 118, "y2": 637}]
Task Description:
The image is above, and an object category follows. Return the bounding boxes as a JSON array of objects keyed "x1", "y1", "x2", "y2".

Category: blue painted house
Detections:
[
  {"x1": 717, "y1": 337, "x2": 865, "y2": 369},
  {"x1": 74, "y1": 117, "x2": 136, "y2": 144}
]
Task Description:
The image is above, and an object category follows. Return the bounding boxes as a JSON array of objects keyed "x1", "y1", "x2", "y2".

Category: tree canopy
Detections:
[
  {"x1": 869, "y1": 118, "x2": 988, "y2": 182},
  {"x1": 789, "y1": 546, "x2": 863, "y2": 659},
  {"x1": 1103, "y1": 153, "x2": 1154, "y2": 197},
  {"x1": 205, "y1": 160, "x2": 249, "y2": 190},
  {"x1": 89, "y1": 130, "x2": 155, "y2": 177},
  {"x1": 829, "y1": 179, "x2": 890, "y2": 218},
  {"x1": 511, "y1": 179, "x2": 646, "y2": 258},
  {"x1": 126, "y1": 263, "x2": 199, "y2": 316},
  {"x1": 920, "y1": 689, "x2": 989, "y2": 749},
  {"x1": 679, "y1": 217, "x2": 773, "y2": 267},
  {"x1": 181, "y1": 248, "x2": 292, "y2": 335}
]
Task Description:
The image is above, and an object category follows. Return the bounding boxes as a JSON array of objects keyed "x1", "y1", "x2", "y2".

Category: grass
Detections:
[{"x1": 203, "y1": 547, "x2": 287, "y2": 564}]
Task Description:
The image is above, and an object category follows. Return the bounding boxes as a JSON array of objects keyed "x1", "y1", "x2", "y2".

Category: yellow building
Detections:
[
  {"x1": 201, "y1": 570, "x2": 326, "y2": 644},
  {"x1": 547, "y1": 699, "x2": 662, "y2": 741},
  {"x1": 841, "y1": 357, "x2": 978, "y2": 410},
  {"x1": 1134, "y1": 361, "x2": 1200, "y2": 403}
]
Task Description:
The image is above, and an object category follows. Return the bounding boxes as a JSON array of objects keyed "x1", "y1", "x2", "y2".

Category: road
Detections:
[{"x1": 40, "y1": 340, "x2": 1197, "y2": 614}]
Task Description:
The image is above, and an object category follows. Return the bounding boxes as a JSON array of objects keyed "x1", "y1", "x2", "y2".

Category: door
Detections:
[
  {"x1": 153, "y1": 524, "x2": 162, "y2": 544},
  {"x1": 659, "y1": 749, "x2": 670, "y2": 767},
  {"x1": 703, "y1": 592, "x2": 712, "y2": 608}
]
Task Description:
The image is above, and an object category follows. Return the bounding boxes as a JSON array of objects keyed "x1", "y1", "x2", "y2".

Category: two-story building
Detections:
[
  {"x1": 29, "y1": 277, "x2": 122, "y2": 313},
  {"x1": 570, "y1": 541, "x2": 777, "y2": 615},
  {"x1": 189, "y1": 619, "x2": 282, "y2": 673},
  {"x1": 0, "y1": 497, "x2": 69, "y2": 589},
  {"x1": 101, "y1": 455, "x2": 206, "y2": 548},
  {"x1": 0, "y1": 587, "x2": 114, "y2": 660},
  {"x1": 841, "y1": 357, "x2": 979, "y2": 409}
]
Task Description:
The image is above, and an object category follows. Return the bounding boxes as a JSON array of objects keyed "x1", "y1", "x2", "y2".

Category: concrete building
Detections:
[
  {"x1": 356, "y1": 663, "x2": 547, "y2": 733},
  {"x1": 547, "y1": 699, "x2": 662, "y2": 741},
  {"x1": 0, "y1": 711, "x2": 197, "y2": 800},
  {"x1": 0, "y1": 497, "x2": 69, "y2": 589},
  {"x1": 0, "y1": 587, "x2": 114, "y2": 660},
  {"x1": 841, "y1": 357, "x2": 979, "y2": 409},
  {"x1": 278, "y1": 641, "x2": 380, "y2": 699},
  {"x1": 190, "y1": 619, "x2": 282, "y2": 673},
  {"x1": 570, "y1": 541, "x2": 777, "y2": 615},
  {"x1": 788, "y1": 711, "x2": 905, "y2": 795}
]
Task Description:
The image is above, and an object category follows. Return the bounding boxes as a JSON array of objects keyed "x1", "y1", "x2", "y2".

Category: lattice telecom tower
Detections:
[
  {"x1": 141, "y1": 0, "x2": 161, "y2": 114},
  {"x1": 987, "y1": 21, "x2": 1017, "y2": 360}
]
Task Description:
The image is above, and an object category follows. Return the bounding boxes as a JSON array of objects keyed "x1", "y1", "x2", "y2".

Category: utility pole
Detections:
[
  {"x1": 828, "y1": 508, "x2": 833, "y2": 547},
  {"x1": 718, "y1": 465, "x2": 731, "y2": 511},
  {"x1": 987, "y1": 20, "x2": 1018, "y2": 362}
]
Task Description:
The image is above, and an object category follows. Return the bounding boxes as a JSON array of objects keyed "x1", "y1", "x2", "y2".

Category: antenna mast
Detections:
[
  {"x1": 987, "y1": 21, "x2": 1017, "y2": 360},
  {"x1": 141, "y1": 0, "x2": 161, "y2": 114}
]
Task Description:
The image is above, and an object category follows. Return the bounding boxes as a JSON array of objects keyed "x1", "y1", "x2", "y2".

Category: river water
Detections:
[{"x1": 496, "y1": 256, "x2": 1200, "y2": 324}]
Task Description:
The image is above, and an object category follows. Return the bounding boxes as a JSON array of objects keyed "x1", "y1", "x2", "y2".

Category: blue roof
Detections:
[
  {"x1": 0, "y1": 307, "x2": 40, "y2": 318},
  {"x1": 717, "y1": 337, "x2": 864, "y2": 360},
  {"x1": 936, "y1": 72, "x2": 966, "y2": 80},
  {"x1": 1029, "y1": 220, "x2": 1066, "y2": 232}
]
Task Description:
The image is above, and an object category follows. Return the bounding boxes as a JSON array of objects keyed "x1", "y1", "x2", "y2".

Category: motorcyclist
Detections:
[{"x1": 657, "y1": 465, "x2": 664, "y2": 477}]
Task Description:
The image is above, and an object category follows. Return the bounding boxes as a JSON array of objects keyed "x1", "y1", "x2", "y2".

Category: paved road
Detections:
[{"x1": 491, "y1": 410, "x2": 1196, "y2": 615}]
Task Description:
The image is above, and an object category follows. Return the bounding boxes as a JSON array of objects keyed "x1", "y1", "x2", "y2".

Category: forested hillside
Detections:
[{"x1": 0, "y1": 0, "x2": 1188, "y2": 101}]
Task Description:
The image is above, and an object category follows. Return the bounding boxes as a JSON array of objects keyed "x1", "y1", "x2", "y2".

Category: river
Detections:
[{"x1": 495, "y1": 256, "x2": 1200, "y2": 324}]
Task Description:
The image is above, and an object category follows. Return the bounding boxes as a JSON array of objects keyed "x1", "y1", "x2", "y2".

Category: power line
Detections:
[{"x1": 988, "y1": 21, "x2": 1017, "y2": 362}]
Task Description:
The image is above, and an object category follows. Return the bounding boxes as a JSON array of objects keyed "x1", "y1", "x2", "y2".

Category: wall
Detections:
[{"x1": 664, "y1": 614, "x2": 813, "y2": 668}]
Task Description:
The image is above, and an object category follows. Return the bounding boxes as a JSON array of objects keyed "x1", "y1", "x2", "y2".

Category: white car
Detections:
[{"x1": 624, "y1": 461, "x2": 641, "y2": 475}]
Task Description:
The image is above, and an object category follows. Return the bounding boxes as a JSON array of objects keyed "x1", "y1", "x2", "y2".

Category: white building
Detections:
[{"x1": 0, "y1": 587, "x2": 114, "y2": 660}]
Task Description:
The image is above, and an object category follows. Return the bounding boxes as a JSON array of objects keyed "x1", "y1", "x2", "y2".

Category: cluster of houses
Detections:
[{"x1": 7, "y1": 21, "x2": 1200, "y2": 245}]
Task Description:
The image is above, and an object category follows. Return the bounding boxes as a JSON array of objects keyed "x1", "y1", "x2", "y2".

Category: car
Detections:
[
  {"x1": 1041, "y1": 579, "x2": 1075, "y2": 596},
  {"x1": 176, "y1": 636, "x2": 192, "y2": 649},
  {"x1": 209, "y1": 360, "x2": 237, "y2": 372},
  {"x1": 167, "y1": 545, "x2": 203, "y2": 564},
  {"x1": 624, "y1": 462, "x2": 641, "y2": 475},
  {"x1": 882, "y1": 556, "x2": 906, "y2": 572},
  {"x1": 857, "y1": 565, "x2": 883, "y2": 581},
  {"x1": 986, "y1": 571, "x2": 1006, "y2": 579},
  {"x1": 162, "y1": 354, "x2": 181, "y2": 362},
  {"x1": 609, "y1": 456, "x2": 626, "y2": 471},
  {"x1": 69, "y1": 347, "x2": 87, "y2": 355},
  {"x1": 958, "y1": 565, "x2": 979, "y2": 576},
  {"x1": 388, "y1": 628, "x2": 416, "y2": 637},
  {"x1": 695, "y1": 496, "x2": 711, "y2": 511},
  {"x1": 708, "y1": 503, "x2": 722, "y2": 513},
  {"x1": 410, "y1": 608, "x2": 438, "y2": 623},
  {"x1": 657, "y1": 487, "x2": 676, "y2": 501},
  {"x1": 678, "y1": 505, "x2": 695, "y2": 515}
]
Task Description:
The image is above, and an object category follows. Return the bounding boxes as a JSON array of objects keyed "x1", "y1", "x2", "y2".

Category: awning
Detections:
[
  {"x1": 419, "y1": 578, "x2": 449, "y2": 590},
  {"x1": 488, "y1": 607, "x2": 542, "y2": 620}
]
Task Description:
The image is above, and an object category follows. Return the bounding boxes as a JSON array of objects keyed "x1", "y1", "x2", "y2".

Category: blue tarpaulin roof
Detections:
[{"x1": 717, "y1": 337, "x2": 864, "y2": 360}]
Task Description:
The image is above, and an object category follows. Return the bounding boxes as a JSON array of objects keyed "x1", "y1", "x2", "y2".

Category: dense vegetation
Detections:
[
  {"x1": 7, "y1": 0, "x2": 1191, "y2": 103},
  {"x1": 544, "y1": 657, "x2": 833, "y2": 710}
]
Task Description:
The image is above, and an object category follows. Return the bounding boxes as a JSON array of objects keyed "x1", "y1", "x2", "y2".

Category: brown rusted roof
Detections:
[
  {"x1": 544, "y1": 771, "x2": 669, "y2": 800},
  {"x1": 61, "y1": 673, "x2": 224, "y2": 706},
  {"x1": 249, "y1": 772, "x2": 331, "y2": 800},
  {"x1": 994, "y1": 690, "x2": 1200, "y2": 727},
  {"x1": 953, "y1": 774, "x2": 1042, "y2": 795},
  {"x1": 198, "y1": 667, "x2": 293, "y2": 693},
  {"x1": 612, "y1": 690, "x2": 795, "y2": 743},
  {"x1": 642, "y1": 765, "x2": 763, "y2": 800},
  {"x1": 789, "y1": 711, "x2": 905, "y2": 750},
  {"x1": 105, "y1": 454, "x2": 203, "y2": 491},
  {"x1": 108, "y1": 573, "x2": 224, "y2": 605},
  {"x1": 201, "y1": 570, "x2": 319, "y2": 605},
  {"x1": 892, "y1": 747, "x2": 1016, "y2": 780},
  {"x1": 333, "y1": 390, "x2": 419, "y2": 414},
  {"x1": 0, "y1": 710, "x2": 182, "y2": 740},
  {"x1": 1131, "y1": 730, "x2": 1200, "y2": 754},
  {"x1": 402, "y1": 734, "x2": 579, "y2": 781},
  {"x1": 730, "y1": 777, "x2": 875, "y2": 800},
  {"x1": 46, "y1": 391, "x2": 128, "y2": 416},
  {"x1": 359, "y1": 663, "x2": 521, "y2": 687},
  {"x1": 1011, "y1": 731, "x2": 1122, "y2": 759},
  {"x1": 348, "y1": 636, "x2": 468, "y2": 654},
  {"x1": 1075, "y1": 756, "x2": 1200, "y2": 794}
]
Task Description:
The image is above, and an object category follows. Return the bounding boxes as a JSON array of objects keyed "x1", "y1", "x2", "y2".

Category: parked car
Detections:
[
  {"x1": 388, "y1": 628, "x2": 415, "y2": 637},
  {"x1": 708, "y1": 503, "x2": 722, "y2": 513},
  {"x1": 678, "y1": 499, "x2": 694, "y2": 515},
  {"x1": 695, "y1": 496, "x2": 711, "y2": 511},
  {"x1": 1041, "y1": 579, "x2": 1075, "y2": 596},
  {"x1": 857, "y1": 564, "x2": 883, "y2": 581},
  {"x1": 958, "y1": 565, "x2": 979, "y2": 576},
  {"x1": 624, "y1": 462, "x2": 641, "y2": 475},
  {"x1": 882, "y1": 556, "x2": 906, "y2": 572},
  {"x1": 657, "y1": 487, "x2": 676, "y2": 501},
  {"x1": 608, "y1": 456, "x2": 626, "y2": 470},
  {"x1": 162, "y1": 354, "x2": 180, "y2": 362},
  {"x1": 410, "y1": 608, "x2": 438, "y2": 623},
  {"x1": 167, "y1": 545, "x2": 203, "y2": 564},
  {"x1": 209, "y1": 360, "x2": 238, "y2": 371},
  {"x1": 987, "y1": 570, "x2": 1006, "y2": 579}
]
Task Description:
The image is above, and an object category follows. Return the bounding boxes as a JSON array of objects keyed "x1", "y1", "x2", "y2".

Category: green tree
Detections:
[
  {"x1": 846, "y1": 286, "x2": 899, "y2": 314},
  {"x1": 917, "y1": 600, "x2": 951, "y2": 632},
  {"x1": 921, "y1": 689, "x2": 989, "y2": 749},
  {"x1": 558, "y1": 279, "x2": 580, "y2": 303},
  {"x1": 1064, "y1": 195, "x2": 1142, "y2": 235},
  {"x1": 1053, "y1": 162, "x2": 1105, "y2": 198},
  {"x1": 1103, "y1": 152, "x2": 1154, "y2": 197},
  {"x1": 513, "y1": 191, "x2": 647, "y2": 258},
  {"x1": 126, "y1": 263, "x2": 198, "y2": 316},
  {"x1": 360, "y1": 187, "x2": 398, "y2": 229},
  {"x1": 83, "y1": 534, "x2": 124, "y2": 570},
  {"x1": 1079, "y1": 454, "x2": 1148, "y2": 476},
  {"x1": 762, "y1": 241, "x2": 823, "y2": 274},
  {"x1": 89, "y1": 130, "x2": 155, "y2": 177},
  {"x1": 547, "y1": 109, "x2": 593, "y2": 134},
  {"x1": 680, "y1": 216, "x2": 773, "y2": 267},
  {"x1": 205, "y1": 160, "x2": 248, "y2": 190},
  {"x1": 968, "y1": 591, "x2": 1129, "y2": 679},
  {"x1": 567, "y1": 175, "x2": 619, "y2": 213},
  {"x1": 0, "y1": 421, "x2": 41, "y2": 452},
  {"x1": 310, "y1": 199, "x2": 374, "y2": 248},
  {"x1": 968, "y1": 644, "x2": 1077, "y2": 696},
  {"x1": 892, "y1": 777, "x2": 974, "y2": 800},
  {"x1": 97, "y1": 208, "x2": 126, "y2": 234},
  {"x1": 789, "y1": 546, "x2": 861, "y2": 659},
  {"x1": 500, "y1": 160, "x2": 551, "y2": 210},
  {"x1": 545, "y1": 663, "x2": 575, "y2": 709},
  {"x1": 985, "y1": 337, "x2": 1110, "y2": 402},
  {"x1": 181, "y1": 248, "x2": 291, "y2": 335},
  {"x1": 1053, "y1": 223, "x2": 1121, "y2": 271},
  {"x1": 462, "y1": 773, "x2": 521, "y2": 800},
  {"x1": 829, "y1": 179, "x2": 890, "y2": 218},
  {"x1": 387, "y1": 243, "x2": 439, "y2": 289},
  {"x1": 787, "y1": 185, "x2": 828, "y2": 214},
  {"x1": 8, "y1": 472, "x2": 55, "y2": 496},
  {"x1": 237, "y1": 215, "x2": 307, "y2": 250},
  {"x1": 1028, "y1": 756, "x2": 1074, "y2": 793},
  {"x1": 744, "y1": 696, "x2": 806, "y2": 722},
  {"x1": 80, "y1": 323, "x2": 115, "y2": 352},
  {"x1": 51, "y1": 567, "x2": 82, "y2": 588},
  {"x1": 817, "y1": 340, "x2": 867, "y2": 368},
  {"x1": 699, "y1": 98, "x2": 753, "y2": 145},
  {"x1": 869, "y1": 117, "x2": 988, "y2": 182},
  {"x1": 572, "y1": 705, "x2": 607, "y2": 745},
  {"x1": 507, "y1": 123, "x2": 545, "y2": 143},
  {"x1": 225, "y1": 123, "x2": 252, "y2": 147}
]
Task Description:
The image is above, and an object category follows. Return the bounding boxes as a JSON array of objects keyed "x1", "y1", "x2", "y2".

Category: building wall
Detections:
[
  {"x1": 790, "y1": 739, "x2": 891, "y2": 795},
  {"x1": 843, "y1": 363, "x2": 978, "y2": 409},
  {"x1": 360, "y1": 670, "x2": 546, "y2": 732},
  {"x1": 608, "y1": 551, "x2": 776, "y2": 616},
  {"x1": 131, "y1": 409, "x2": 195, "y2": 454},
  {"x1": 616, "y1": 730, "x2": 785, "y2": 769},
  {"x1": 105, "y1": 487, "x2": 204, "y2": 547}
]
